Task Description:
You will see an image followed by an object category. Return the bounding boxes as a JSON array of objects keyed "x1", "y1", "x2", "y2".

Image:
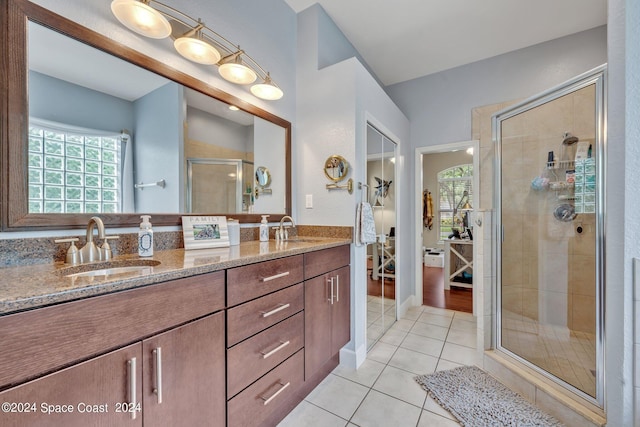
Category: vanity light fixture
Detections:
[
  {"x1": 173, "y1": 22, "x2": 221, "y2": 65},
  {"x1": 228, "y1": 105, "x2": 240, "y2": 111},
  {"x1": 218, "y1": 51, "x2": 257, "y2": 84},
  {"x1": 111, "y1": 0, "x2": 172, "y2": 39},
  {"x1": 251, "y1": 73, "x2": 284, "y2": 101},
  {"x1": 110, "y1": 0, "x2": 283, "y2": 100}
]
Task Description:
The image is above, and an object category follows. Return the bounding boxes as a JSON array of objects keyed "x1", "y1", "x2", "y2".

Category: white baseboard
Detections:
[{"x1": 340, "y1": 343, "x2": 367, "y2": 369}]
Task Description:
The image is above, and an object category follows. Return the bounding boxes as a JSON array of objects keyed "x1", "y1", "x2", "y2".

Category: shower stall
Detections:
[{"x1": 493, "y1": 65, "x2": 606, "y2": 405}]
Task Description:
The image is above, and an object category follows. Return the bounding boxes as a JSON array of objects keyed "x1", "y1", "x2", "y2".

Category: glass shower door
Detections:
[{"x1": 495, "y1": 67, "x2": 605, "y2": 404}]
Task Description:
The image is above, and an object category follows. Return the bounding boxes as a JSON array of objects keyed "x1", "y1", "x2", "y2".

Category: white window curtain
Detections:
[{"x1": 120, "y1": 129, "x2": 135, "y2": 212}]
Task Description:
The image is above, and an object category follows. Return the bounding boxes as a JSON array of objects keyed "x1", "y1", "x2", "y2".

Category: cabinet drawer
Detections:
[
  {"x1": 227, "y1": 283, "x2": 303, "y2": 347},
  {"x1": 228, "y1": 312, "x2": 303, "y2": 398},
  {"x1": 304, "y1": 245, "x2": 350, "y2": 279},
  {"x1": 0, "y1": 271, "x2": 225, "y2": 389},
  {"x1": 227, "y1": 255, "x2": 303, "y2": 307},
  {"x1": 228, "y1": 350, "x2": 304, "y2": 427}
]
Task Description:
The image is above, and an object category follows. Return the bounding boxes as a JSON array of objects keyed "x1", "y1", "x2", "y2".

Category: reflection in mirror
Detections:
[
  {"x1": 255, "y1": 166, "x2": 272, "y2": 188},
  {"x1": 324, "y1": 155, "x2": 349, "y2": 182},
  {"x1": 186, "y1": 159, "x2": 254, "y2": 213},
  {"x1": 0, "y1": 0, "x2": 291, "y2": 230},
  {"x1": 27, "y1": 21, "x2": 286, "y2": 217}
]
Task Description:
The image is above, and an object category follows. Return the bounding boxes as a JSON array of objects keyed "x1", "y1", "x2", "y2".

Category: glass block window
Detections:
[
  {"x1": 28, "y1": 124, "x2": 122, "y2": 213},
  {"x1": 437, "y1": 164, "x2": 473, "y2": 241}
]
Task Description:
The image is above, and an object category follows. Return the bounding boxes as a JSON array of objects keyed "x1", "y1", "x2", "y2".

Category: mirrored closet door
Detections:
[{"x1": 366, "y1": 123, "x2": 397, "y2": 349}]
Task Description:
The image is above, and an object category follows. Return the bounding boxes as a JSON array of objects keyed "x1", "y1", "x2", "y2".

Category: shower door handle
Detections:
[{"x1": 501, "y1": 225, "x2": 505, "y2": 242}]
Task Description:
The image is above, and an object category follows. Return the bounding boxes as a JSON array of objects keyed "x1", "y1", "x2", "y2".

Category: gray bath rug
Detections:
[{"x1": 415, "y1": 366, "x2": 564, "y2": 426}]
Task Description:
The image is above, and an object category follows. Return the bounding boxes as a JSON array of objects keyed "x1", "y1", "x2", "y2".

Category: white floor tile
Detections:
[
  {"x1": 440, "y1": 342, "x2": 479, "y2": 365},
  {"x1": 450, "y1": 317, "x2": 476, "y2": 333},
  {"x1": 417, "y1": 312, "x2": 454, "y2": 328},
  {"x1": 305, "y1": 374, "x2": 369, "y2": 420},
  {"x1": 423, "y1": 395, "x2": 457, "y2": 420},
  {"x1": 351, "y1": 390, "x2": 422, "y2": 427},
  {"x1": 367, "y1": 341, "x2": 398, "y2": 364},
  {"x1": 372, "y1": 365, "x2": 427, "y2": 407},
  {"x1": 417, "y1": 409, "x2": 461, "y2": 426},
  {"x1": 402, "y1": 307, "x2": 424, "y2": 320},
  {"x1": 445, "y1": 328, "x2": 477, "y2": 349},
  {"x1": 391, "y1": 318, "x2": 416, "y2": 332},
  {"x1": 410, "y1": 321, "x2": 450, "y2": 340},
  {"x1": 422, "y1": 306, "x2": 455, "y2": 317},
  {"x1": 436, "y1": 359, "x2": 464, "y2": 372},
  {"x1": 277, "y1": 400, "x2": 348, "y2": 427},
  {"x1": 400, "y1": 333, "x2": 445, "y2": 358},
  {"x1": 380, "y1": 328, "x2": 408, "y2": 346},
  {"x1": 332, "y1": 359, "x2": 386, "y2": 388},
  {"x1": 388, "y1": 347, "x2": 439, "y2": 375}
]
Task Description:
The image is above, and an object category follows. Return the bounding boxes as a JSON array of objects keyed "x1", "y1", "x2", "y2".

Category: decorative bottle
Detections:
[{"x1": 138, "y1": 215, "x2": 154, "y2": 257}]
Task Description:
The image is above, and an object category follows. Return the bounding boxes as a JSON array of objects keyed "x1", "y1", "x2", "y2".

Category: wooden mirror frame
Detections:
[{"x1": 0, "y1": 0, "x2": 291, "y2": 230}]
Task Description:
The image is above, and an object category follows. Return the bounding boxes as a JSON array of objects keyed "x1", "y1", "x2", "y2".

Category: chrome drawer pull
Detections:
[
  {"x1": 261, "y1": 303, "x2": 290, "y2": 318},
  {"x1": 260, "y1": 340, "x2": 290, "y2": 359},
  {"x1": 336, "y1": 275, "x2": 340, "y2": 303},
  {"x1": 261, "y1": 271, "x2": 290, "y2": 282},
  {"x1": 152, "y1": 347, "x2": 162, "y2": 404},
  {"x1": 127, "y1": 357, "x2": 137, "y2": 420},
  {"x1": 260, "y1": 381, "x2": 290, "y2": 406}
]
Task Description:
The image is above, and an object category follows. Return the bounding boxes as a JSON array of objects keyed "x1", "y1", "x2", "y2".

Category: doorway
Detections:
[{"x1": 414, "y1": 141, "x2": 479, "y2": 313}]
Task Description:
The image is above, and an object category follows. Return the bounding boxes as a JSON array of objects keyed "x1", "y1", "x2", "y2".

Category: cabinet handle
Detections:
[
  {"x1": 328, "y1": 277, "x2": 334, "y2": 304},
  {"x1": 127, "y1": 357, "x2": 137, "y2": 420},
  {"x1": 261, "y1": 303, "x2": 290, "y2": 318},
  {"x1": 152, "y1": 347, "x2": 162, "y2": 404},
  {"x1": 261, "y1": 271, "x2": 290, "y2": 282},
  {"x1": 260, "y1": 381, "x2": 290, "y2": 406},
  {"x1": 335, "y1": 275, "x2": 340, "y2": 303},
  {"x1": 260, "y1": 340, "x2": 290, "y2": 359}
]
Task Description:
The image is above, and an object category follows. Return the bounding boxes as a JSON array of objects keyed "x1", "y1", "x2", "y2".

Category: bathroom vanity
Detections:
[{"x1": 0, "y1": 239, "x2": 351, "y2": 427}]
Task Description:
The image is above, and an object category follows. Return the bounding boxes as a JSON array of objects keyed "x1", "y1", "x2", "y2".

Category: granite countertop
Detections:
[{"x1": 0, "y1": 237, "x2": 351, "y2": 316}]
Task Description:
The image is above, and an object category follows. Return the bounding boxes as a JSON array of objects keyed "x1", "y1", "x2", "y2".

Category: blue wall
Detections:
[{"x1": 28, "y1": 71, "x2": 134, "y2": 132}]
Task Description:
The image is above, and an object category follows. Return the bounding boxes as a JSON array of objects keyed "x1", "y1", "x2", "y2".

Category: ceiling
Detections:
[{"x1": 284, "y1": 0, "x2": 607, "y2": 86}]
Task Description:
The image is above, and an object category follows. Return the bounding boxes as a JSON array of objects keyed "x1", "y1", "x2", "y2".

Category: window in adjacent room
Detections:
[{"x1": 437, "y1": 164, "x2": 473, "y2": 241}]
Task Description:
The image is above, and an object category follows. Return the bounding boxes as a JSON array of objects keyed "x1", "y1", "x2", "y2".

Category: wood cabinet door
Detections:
[
  {"x1": 332, "y1": 266, "x2": 351, "y2": 353},
  {"x1": 304, "y1": 274, "x2": 333, "y2": 378},
  {"x1": 0, "y1": 343, "x2": 142, "y2": 427},
  {"x1": 142, "y1": 312, "x2": 225, "y2": 427}
]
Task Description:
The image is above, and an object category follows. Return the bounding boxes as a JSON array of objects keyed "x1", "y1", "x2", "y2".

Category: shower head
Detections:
[{"x1": 562, "y1": 133, "x2": 579, "y2": 145}]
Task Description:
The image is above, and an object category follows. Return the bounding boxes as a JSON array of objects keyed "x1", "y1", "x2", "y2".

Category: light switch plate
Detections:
[{"x1": 305, "y1": 194, "x2": 313, "y2": 209}]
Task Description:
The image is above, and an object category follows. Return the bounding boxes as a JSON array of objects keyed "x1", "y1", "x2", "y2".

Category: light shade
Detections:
[
  {"x1": 111, "y1": 0, "x2": 172, "y2": 39},
  {"x1": 251, "y1": 76, "x2": 283, "y2": 100},
  {"x1": 174, "y1": 36, "x2": 220, "y2": 65},
  {"x1": 219, "y1": 59, "x2": 257, "y2": 85}
]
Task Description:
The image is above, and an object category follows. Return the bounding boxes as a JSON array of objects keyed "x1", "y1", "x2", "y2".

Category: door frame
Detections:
[{"x1": 414, "y1": 140, "x2": 480, "y2": 310}]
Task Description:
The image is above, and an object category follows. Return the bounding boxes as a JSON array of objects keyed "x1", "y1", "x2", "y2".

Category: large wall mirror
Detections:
[{"x1": 1, "y1": 0, "x2": 291, "y2": 230}]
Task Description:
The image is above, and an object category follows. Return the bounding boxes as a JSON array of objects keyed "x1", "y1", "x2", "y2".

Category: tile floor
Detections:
[{"x1": 278, "y1": 305, "x2": 478, "y2": 427}]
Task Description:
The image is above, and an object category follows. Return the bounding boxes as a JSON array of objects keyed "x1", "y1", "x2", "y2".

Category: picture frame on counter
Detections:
[{"x1": 182, "y1": 216, "x2": 230, "y2": 250}]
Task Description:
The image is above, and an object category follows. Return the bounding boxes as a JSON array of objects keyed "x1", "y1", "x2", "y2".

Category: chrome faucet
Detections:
[
  {"x1": 277, "y1": 215, "x2": 296, "y2": 241},
  {"x1": 80, "y1": 216, "x2": 106, "y2": 263}
]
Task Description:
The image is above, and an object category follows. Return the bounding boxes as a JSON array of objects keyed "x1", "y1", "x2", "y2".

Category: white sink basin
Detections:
[
  {"x1": 66, "y1": 265, "x2": 155, "y2": 278},
  {"x1": 60, "y1": 259, "x2": 161, "y2": 278}
]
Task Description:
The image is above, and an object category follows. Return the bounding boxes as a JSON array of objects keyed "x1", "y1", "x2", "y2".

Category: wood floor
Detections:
[{"x1": 423, "y1": 265, "x2": 473, "y2": 313}]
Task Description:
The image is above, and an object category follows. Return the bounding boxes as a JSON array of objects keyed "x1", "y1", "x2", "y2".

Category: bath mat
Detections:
[{"x1": 415, "y1": 366, "x2": 564, "y2": 426}]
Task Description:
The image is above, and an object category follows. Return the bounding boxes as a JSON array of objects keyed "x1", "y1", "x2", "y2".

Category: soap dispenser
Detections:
[
  {"x1": 138, "y1": 215, "x2": 154, "y2": 257},
  {"x1": 259, "y1": 215, "x2": 270, "y2": 242}
]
